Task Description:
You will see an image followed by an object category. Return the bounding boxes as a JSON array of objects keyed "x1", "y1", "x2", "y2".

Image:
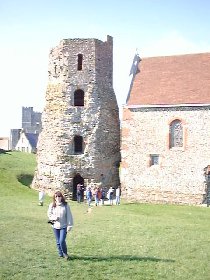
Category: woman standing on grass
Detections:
[{"x1": 47, "y1": 191, "x2": 73, "y2": 260}]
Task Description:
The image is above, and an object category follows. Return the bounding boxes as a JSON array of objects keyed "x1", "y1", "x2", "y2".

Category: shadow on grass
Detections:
[
  {"x1": 0, "y1": 149, "x2": 11, "y2": 155},
  {"x1": 17, "y1": 173, "x2": 33, "y2": 187},
  {"x1": 69, "y1": 254, "x2": 175, "y2": 263}
]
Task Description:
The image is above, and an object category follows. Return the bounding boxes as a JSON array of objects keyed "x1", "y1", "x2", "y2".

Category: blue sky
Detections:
[{"x1": 0, "y1": 0, "x2": 210, "y2": 136}]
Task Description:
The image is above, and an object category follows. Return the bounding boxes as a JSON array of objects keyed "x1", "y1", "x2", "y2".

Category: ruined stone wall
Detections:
[
  {"x1": 32, "y1": 36, "x2": 120, "y2": 197},
  {"x1": 121, "y1": 106, "x2": 210, "y2": 205}
]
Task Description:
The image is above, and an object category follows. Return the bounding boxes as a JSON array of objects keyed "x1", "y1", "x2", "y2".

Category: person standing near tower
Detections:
[
  {"x1": 76, "y1": 183, "x2": 82, "y2": 203},
  {"x1": 107, "y1": 186, "x2": 114, "y2": 205},
  {"x1": 115, "y1": 186, "x2": 121, "y2": 205},
  {"x1": 38, "y1": 188, "x2": 45, "y2": 206},
  {"x1": 86, "y1": 186, "x2": 93, "y2": 207},
  {"x1": 47, "y1": 191, "x2": 73, "y2": 260}
]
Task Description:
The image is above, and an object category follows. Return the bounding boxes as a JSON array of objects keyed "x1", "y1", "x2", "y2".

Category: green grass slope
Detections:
[{"x1": 0, "y1": 151, "x2": 210, "y2": 280}]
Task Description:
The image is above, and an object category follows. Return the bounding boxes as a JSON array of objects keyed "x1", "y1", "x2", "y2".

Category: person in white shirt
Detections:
[
  {"x1": 107, "y1": 187, "x2": 114, "y2": 205},
  {"x1": 47, "y1": 191, "x2": 73, "y2": 260},
  {"x1": 115, "y1": 186, "x2": 121, "y2": 205},
  {"x1": 38, "y1": 189, "x2": 45, "y2": 206}
]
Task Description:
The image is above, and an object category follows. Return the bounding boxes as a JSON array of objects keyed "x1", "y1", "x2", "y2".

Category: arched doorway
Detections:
[{"x1": 73, "y1": 174, "x2": 84, "y2": 201}]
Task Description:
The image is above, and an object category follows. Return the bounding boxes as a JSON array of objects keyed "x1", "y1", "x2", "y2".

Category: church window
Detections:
[
  {"x1": 74, "y1": 89, "x2": 84, "y2": 106},
  {"x1": 150, "y1": 154, "x2": 159, "y2": 166},
  {"x1": 74, "y1": 135, "x2": 83, "y2": 154},
  {"x1": 169, "y1": 119, "x2": 183, "y2": 148},
  {"x1": 77, "y1": 54, "x2": 83, "y2": 71}
]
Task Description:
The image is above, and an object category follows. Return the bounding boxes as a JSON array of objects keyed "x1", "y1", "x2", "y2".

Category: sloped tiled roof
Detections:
[
  {"x1": 25, "y1": 133, "x2": 39, "y2": 149},
  {"x1": 127, "y1": 52, "x2": 210, "y2": 106}
]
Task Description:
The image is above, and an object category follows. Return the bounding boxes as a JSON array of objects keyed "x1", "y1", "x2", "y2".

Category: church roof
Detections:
[{"x1": 126, "y1": 52, "x2": 210, "y2": 106}]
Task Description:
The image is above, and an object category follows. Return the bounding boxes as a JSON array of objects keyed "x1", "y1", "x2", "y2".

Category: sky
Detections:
[{"x1": 0, "y1": 0, "x2": 210, "y2": 137}]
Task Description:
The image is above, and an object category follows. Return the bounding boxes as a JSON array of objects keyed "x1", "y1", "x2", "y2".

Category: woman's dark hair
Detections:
[{"x1": 52, "y1": 191, "x2": 67, "y2": 207}]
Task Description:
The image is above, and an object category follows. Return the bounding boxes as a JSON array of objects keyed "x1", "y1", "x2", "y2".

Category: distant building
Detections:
[
  {"x1": 10, "y1": 107, "x2": 42, "y2": 152},
  {"x1": 15, "y1": 130, "x2": 39, "y2": 153},
  {"x1": 22, "y1": 107, "x2": 42, "y2": 134},
  {"x1": 0, "y1": 137, "x2": 10, "y2": 151},
  {"x1": 10, "y1": 129, "x2": 21, "y2": 150}
]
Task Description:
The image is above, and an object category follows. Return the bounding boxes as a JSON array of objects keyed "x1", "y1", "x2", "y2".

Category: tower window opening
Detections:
[
  {"x1": 77, "y1": 54, "x2": 83, "y2": 71},
  {"x1": 74, "y1": 135, "x2": 83, "y2": 154},
  {"x1": 74, "y1": 89, "x2": 84, "y2": 106}
]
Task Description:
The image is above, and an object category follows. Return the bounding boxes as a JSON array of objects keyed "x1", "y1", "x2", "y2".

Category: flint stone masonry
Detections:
[
  {"x1": 32, "y1": 35, "x2": 120, "y2": 198},
  {"x1": 121, "y1": 106, "x2": 210, "y2": 205}
]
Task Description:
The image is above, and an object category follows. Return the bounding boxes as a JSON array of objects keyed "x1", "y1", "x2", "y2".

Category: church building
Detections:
[{"x1": 121, "y1": 52, "x2": 210, "y2": 205}]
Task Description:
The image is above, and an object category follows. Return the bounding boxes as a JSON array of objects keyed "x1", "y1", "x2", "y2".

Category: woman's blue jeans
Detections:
[
  {"x1": 53, "y1": 227, "x2": 67, "y2": 257},
  {"x1": 87, "y1": 197, "x2": 92, "y2": 207},
  {"x1": 95, "y1": 195, "x2": 99, "y2": 206}
]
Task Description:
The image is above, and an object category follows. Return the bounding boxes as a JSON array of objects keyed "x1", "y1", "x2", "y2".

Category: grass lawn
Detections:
[{"x1": 0, "y1": 151, "x2": 210, "y2": 280}]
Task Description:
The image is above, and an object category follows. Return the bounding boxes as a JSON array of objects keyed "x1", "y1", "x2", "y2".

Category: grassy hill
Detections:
[
  {"x1": 1, "y1": 151, "x2": 210, "y2": 280},
  {"x1": 0, "y1": 150, "x2": 35, "y2": 188}
]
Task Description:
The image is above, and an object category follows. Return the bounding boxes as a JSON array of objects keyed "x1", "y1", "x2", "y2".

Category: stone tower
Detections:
[
  {"x1": 32, "y1": 35, "x2": 120, "y2": 199},
  {"x1": 22, "y1": 107, "x2": 42, "y2": 134}
]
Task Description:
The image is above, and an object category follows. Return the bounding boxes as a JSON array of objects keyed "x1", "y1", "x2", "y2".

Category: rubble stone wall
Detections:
[
  {"x1": 121, "y1": 106, "x2": 210, "y2": 205},
  {"x1": 32, "y1": 36, "x2": 120, "y2": 198}
]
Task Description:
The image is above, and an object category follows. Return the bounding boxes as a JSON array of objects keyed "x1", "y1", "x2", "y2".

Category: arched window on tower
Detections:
[
  {"x1": 74, "y1": 135, "x2": 83, "y2": 154},
  {"x1": 169, "y1": 119, "x2": 183, "y2": 148},
  {"x1": 77, "y1": 54, "x2": 83, "y2": 71},
  {"x1": 74, "y1": 89, "x2": 84, "y2": 106}
]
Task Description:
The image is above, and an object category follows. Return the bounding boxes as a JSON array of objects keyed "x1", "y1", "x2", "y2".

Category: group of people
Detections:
[
  {"x1": 43, "y1": 184, "x2": 121, "y2": 260},
  {"x1": 76, "y1": 183, "x2": 121, "y2": 206}
]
